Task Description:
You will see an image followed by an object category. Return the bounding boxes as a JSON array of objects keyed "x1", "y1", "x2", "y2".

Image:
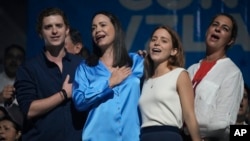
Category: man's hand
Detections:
[
  {"x1": 62, "y1": 75, "x2": 72, "y2": 98},
  {"x1": 137, "y1": 50, "x2": 147, "y2": 58}
]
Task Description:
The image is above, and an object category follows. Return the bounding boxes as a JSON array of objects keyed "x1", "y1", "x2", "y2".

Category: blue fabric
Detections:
[
  {"x1": 73, "y1": 53, "x2": 144, "y2": 141},
  {"x1": 15, "y1": 52, "x2": 86, "y2": 141}
]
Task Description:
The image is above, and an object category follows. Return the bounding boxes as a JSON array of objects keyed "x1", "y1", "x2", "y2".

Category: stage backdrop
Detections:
[{"x1": 26, "y1": 0, "x2": 250, "y2": 85}]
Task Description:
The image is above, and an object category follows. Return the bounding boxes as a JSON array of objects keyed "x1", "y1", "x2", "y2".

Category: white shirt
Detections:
[
  {"x1": 139, "y1": 68, "x2": 185, "y2": 129},
  {"x1": 187, "y1": 58, "x2": 244, "y2": 138}
]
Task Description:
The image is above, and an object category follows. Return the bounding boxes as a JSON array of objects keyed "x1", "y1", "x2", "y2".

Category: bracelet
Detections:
[{"x1": 61, "y1": 89, "x2": 68, "y2": 101}]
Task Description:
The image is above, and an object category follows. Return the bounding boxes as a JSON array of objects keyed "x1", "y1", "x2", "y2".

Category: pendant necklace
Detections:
[{"x1": 151, "y1": 78, "x2": 154, "y2": 88}]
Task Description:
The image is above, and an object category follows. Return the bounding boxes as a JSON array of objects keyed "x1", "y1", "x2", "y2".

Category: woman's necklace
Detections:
[{"x1": 150, "y1": 78, "x2": 155, "y2": 88}]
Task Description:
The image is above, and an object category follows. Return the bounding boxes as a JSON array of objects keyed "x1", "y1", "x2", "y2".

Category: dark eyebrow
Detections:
[
  {"x1": 55, "y1": 23, "x2": 63, "y2": 26},
  {"x1": 214, "y1": 21, "x2": 231, "y2": 29}
]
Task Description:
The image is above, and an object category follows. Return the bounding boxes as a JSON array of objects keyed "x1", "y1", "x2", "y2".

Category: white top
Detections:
[
  {"x1": 0, "y1": 71, "x2": 17, "y2": 107},
  {"x1": 187, "y1": 58, "x2": 244, "y2": 138},
  {"x1": 139, "y1": 68, "x2": 185, "y2": 129}
]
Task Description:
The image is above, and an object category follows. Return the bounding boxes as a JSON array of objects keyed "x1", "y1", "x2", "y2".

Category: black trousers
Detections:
[{"x1": 140, "y1": 126, "x2": 183, "y2": 141}]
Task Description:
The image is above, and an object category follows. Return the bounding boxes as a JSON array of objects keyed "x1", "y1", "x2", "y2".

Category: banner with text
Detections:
[{"x1": 26, "y1": 0, "x2": 250, "y2": 85}]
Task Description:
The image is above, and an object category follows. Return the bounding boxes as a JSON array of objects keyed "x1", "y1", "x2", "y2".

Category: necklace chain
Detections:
[{"x1": 151, "y1": 79, "x2": 154, "y2": 88}]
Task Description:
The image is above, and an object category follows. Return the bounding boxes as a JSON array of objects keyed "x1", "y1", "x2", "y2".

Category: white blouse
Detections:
[{"x1": 187, "y1": 58, "x2": 244, "y2": 138}]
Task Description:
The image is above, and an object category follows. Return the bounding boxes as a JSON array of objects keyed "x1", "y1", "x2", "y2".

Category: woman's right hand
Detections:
[{"x1": 109, "y1": 66, "x2": 131, "y2": 88}]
